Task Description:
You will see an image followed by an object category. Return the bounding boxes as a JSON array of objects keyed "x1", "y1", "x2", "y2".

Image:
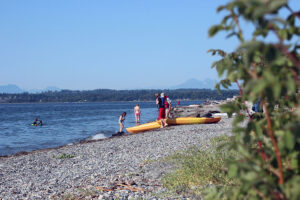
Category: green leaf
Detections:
[
  {"x1": 209, "y1": 25, "x2": 222, "y2": 37},
  {"x1": 221, "y1": 14, "x2": 232, "y2": 25},
  {"x1": 278, "y1": 29, "x2": 288, "y2": 40},
  {"x1": 217, "y1": 5, "x2": 226, "y2": 12},
  {"x1": 284, "y1": 132, "x2": 295, "y2": 150},
  {"x1": 287, "y1": 14, "x2": 295, "y2": 26},
  {"x1": 286, "y1": 78, "x2": 296, "y2": 95},
  {"x1": 273, "y1": 82, "x2": 282, "y2": 99},
  {"x1": 253, "y1": 28, "x2": 269, "y2": 37},
  {"x1": 283, "y1": 176, "x2": 300, "y2": 200},
  {"x1": 295, "y1": 27, "x2": 300, "y2": 35},
  {"x1": 273, "y1": 56, "x2": 287, "y2": 66},
  {"x1": 215, "y1": 83, "x2": 221, "y2": 93},
  {"x1": 253, "y1": 55, "x2": 261, "y2": 63},
  {"x1": 243, "y1": 172, "x2": 257, "y2": 182},
  {"x1": 252, "y1": 6, "x2": 267, "y2": 19},
  {"x1": 269, "y1": 0, "x2": 287, "y2": 12},
  {"x1": 290, "y1": 155, "x2": 298, "y2": 170},
  {"x1": 275, "y1": 130, "x2": 285, "y2": 137}
]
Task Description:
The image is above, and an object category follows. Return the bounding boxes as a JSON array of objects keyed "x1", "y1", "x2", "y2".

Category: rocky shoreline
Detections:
[{"x1": 0, "y1": 104, "x2": 234, "y2": 200}]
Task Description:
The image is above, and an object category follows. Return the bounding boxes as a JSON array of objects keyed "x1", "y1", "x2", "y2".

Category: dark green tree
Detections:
[{"x1": 0, "y1": 89, "x2": 238, "y2": 103}]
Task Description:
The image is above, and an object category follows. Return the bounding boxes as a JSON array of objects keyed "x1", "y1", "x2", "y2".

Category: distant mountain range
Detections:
[
  {"x1": 0, "y1": 84, "x2": 24, "y2": 93},
  {"x1": 0, "y1": 84, "x2": 61, "y2": 94},
  {"x1": 171, "y1": 78, "x2": 217, "y2": 89},
  {"x1": 0, "y1": 79, "x2": 236, "y2": 93}
]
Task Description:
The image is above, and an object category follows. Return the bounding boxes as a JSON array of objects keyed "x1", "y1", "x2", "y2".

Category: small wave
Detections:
[{"x1": 90, "y1": 133, "x2": 107, "y2": 140}]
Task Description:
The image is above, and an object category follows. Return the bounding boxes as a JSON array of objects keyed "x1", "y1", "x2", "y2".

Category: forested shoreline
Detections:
[{"x1": 0, "y1": 89, "x2": 238, "y2": 103}]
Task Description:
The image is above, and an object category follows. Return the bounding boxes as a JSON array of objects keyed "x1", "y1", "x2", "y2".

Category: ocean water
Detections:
[{"x1": 0, "y1": 101, "x2": 201, "y2": 156}]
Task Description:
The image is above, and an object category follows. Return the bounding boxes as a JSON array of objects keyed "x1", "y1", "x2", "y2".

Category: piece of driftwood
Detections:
[
  {"x1": 96, "y1": 186, "x2": 114, "y2": 192},
  {"x1": 116, "y1": 183, "x2": 147, "y2": 192},
  {"x1": 96, "y1": 183, "x2": 147, "y2": 192}
]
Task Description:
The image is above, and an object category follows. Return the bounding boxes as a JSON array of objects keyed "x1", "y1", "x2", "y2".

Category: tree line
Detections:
[{"x1": 0, "y1": 89, "x2": 239, "y2": 103}]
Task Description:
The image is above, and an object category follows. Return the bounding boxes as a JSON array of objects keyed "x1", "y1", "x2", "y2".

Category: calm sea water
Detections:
[{"x1": 0, "y1": 101, "x2": 201, "y2": 156}]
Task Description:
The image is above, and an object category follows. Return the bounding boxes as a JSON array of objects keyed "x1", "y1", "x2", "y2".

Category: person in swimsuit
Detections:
[
  {"x1": 119, "y1": 112, "x2": 126, "y2": 132},
  {"x1": 165, "y1": 95, "x2": 172, "y2": 119},
  {"x1": 134, "y1": 104, "x2": 141, "y2": 124}
]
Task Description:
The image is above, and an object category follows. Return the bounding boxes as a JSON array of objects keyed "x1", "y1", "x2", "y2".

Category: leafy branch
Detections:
[{"x1": 206, "y1": 0, "x2": 300, "y2": 199}]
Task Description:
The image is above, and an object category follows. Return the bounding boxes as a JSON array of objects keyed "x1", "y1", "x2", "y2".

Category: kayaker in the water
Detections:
[
  {"x1": 32, "y1": 118, "x2": 38, "y2": 126},
  {"x1": 118, "y1": 112, "x2": 126, "y2": 132},
  {"x1": 38, "y1": 120, "x2": 43, "y2": 126},
  {"x1": 32, "y1": 118, "x2": 43, "y2": 126}
]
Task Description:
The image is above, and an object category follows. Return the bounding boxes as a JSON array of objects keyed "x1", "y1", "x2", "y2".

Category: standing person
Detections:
[
  {"x1": 164, "y1": 95, "x2": 172, "y2": 119},
  {"x1": 134, "y1": 104, "x2": 141, "y2": 124},
  {"x1": 158, "y1": 93, "x2": 168, "y2": 128},
  {"x1": 155, "y1": 93, "x2": 160, "y2": 120},
  {"x1": 155, "y1": 93, "x2": 160, "y2": 109},
  {"x1": 118, "y1": 112, "x2": 126, "y2": 133}
]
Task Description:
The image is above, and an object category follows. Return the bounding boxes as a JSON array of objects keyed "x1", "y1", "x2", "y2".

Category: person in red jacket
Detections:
[{"x1": 157, "y1": 93, "x2": 168, "y2": 128}]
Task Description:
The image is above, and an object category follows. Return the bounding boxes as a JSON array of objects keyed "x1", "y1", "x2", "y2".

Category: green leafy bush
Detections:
[{"x1": 207, "y1": 0, "x2": 300, "y2": 199}]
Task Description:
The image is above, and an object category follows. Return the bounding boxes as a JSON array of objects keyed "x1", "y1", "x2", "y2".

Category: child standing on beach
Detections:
[{"x1": 118, "y1": 112, "x2": 126, "y2": 132}]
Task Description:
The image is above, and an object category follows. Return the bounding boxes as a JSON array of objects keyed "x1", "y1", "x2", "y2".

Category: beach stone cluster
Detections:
[
  {"x1": 171, "y1": 102, "x2": 222, "y2": 118},
  {"x1": 0, "y1": 104, "x2": 233, "y2": 200}
]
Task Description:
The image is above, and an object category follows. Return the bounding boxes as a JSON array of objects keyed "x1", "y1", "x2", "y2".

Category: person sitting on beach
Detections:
[
  {"x1": 134, "y1": 104, "x2": 141, "y2": 124},
  {"x1": 118, "y1": 112, "x2": 126, "y2": 133}
]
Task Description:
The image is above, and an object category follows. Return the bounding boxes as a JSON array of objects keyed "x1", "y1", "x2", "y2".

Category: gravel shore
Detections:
[{"x1": 0, "y1": 116, "x2": 233, "y2": 200}]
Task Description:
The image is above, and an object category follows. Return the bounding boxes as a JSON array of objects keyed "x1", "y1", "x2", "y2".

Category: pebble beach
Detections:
[{"x1": 0, "y1": 106, "x2": 233, "y2": 200}]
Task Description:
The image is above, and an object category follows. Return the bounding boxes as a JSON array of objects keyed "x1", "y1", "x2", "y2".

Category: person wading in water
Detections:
[{"x1": 134, "y1": 104, "x2": 141, "y2": 124}]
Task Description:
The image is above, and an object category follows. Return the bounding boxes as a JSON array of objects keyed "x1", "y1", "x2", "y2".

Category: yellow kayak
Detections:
[
  {"x1": 126, "y1": 121, "x2": 161, "y2": 134},
  {"x1": 166, "y1": 117, "x2": 221, "y2": 125},
  {"x1": 126, "y1": 117, "x2": 221, "y2": 134}
]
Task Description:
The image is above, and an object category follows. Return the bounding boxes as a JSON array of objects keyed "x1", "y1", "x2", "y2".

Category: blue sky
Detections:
[{"x1": 0, "y1": 0, "x2": 299, "y2": 90}]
